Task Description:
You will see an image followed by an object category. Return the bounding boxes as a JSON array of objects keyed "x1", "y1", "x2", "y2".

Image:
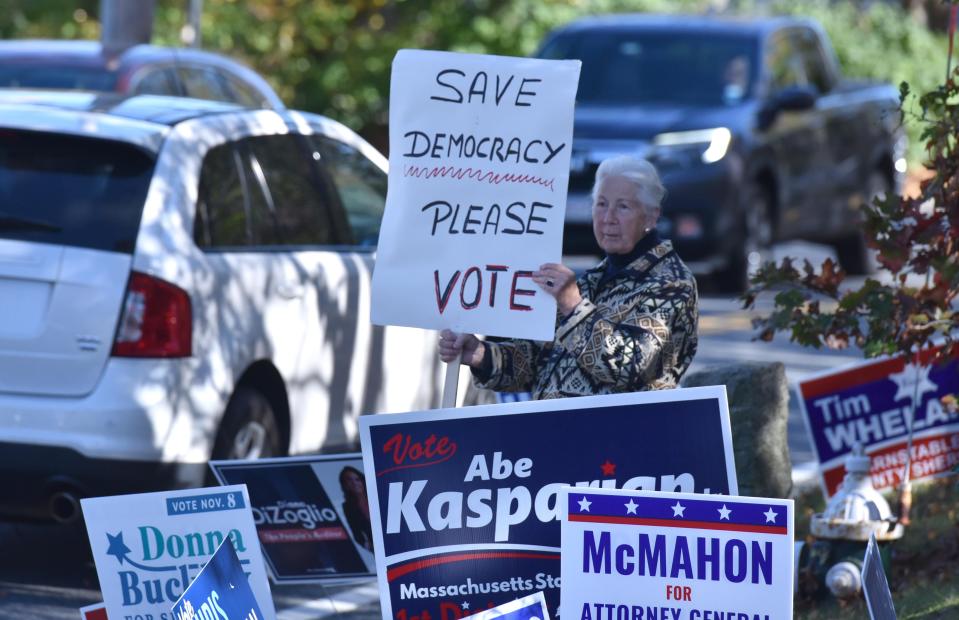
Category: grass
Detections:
[{"x1": 793, "y1": 478, "x2": 959, "y2": 619}]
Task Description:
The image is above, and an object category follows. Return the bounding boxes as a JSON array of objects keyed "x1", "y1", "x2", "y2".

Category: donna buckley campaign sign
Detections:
[
  {"x1": 210, "y1": 454, "x2": 375, "y2": 583},
  {"x1": 797, "y1": 350, "x2": 959, "y2": 497},
  {"x1": 371, "y1": 49, "x2": 581, "y2": 341},
  {"x1": 561, "y1": 488, "x2": 794, "y2": 620},
  {"x1": 359, "y1": 388, "x2": 737, "y2": 620},
  {"x1": 81, "y1": 485, "x2": 275, "y2": 620}
]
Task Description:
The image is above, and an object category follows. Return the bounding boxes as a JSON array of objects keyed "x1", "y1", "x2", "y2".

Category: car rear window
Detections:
[
  {"x1": 0, "y1": 66, "x2": 118, "y2": 91},
  {"x1": 0, "y1": 129, "x2": 155, "y2": 253}
]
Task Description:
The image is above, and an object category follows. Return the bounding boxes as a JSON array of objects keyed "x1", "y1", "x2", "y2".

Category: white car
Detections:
[{"x1": 0, "y1": 92, "x2": 443, "y2": 523}]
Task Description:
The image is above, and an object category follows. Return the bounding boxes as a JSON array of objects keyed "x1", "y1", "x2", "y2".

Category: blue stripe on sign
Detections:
[
  {"x1": 166, "y1": 491, "x2": 246, "y2": 515},
  {"x1": 568, "y1": 493, "x2": 787, "y2": 528}
]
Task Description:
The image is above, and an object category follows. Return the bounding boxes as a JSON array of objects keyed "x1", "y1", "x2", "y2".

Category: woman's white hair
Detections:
[{"x1": 591, "y1": 156, "x2": 667, "y2": 211}]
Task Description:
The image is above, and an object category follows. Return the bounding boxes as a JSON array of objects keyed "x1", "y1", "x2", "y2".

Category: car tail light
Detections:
[{"x1": 112, "y1": 271, "x2": 192, "y2": 358}]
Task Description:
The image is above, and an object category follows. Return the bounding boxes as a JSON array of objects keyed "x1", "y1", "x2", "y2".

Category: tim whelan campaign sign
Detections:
[
  {"x1": 359, "y1": 388, "x2": 737, "y2": 620},
  {"x1": 797, "y1": 350, "x2": 959, "y2": 496},
  {"x1": 371, "y1": 50, "x2": 581, "y2": 341},
  {"x1": 561, "y1": 488, "x2": 793, "y2": 620},
  {"x1": 81, "y1": 486, "x2": 275, "y2": 620}
]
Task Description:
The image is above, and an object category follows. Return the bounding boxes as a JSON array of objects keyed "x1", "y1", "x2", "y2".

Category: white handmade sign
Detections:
[{"x1": 371, "y1": 49, "x2": 581, "y2": 341}]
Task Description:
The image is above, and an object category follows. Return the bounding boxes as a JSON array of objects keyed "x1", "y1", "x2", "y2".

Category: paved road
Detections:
[
  {"x1": 0, "y1": 242, "x2": 865, "y2": 619},
  {"x1": 693, "y1": 291, "x2": 858, "y2": 480}
]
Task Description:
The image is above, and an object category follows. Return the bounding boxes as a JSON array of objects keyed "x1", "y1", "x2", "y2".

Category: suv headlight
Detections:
[{"x1": 651, "y1": 127, "x2": 732, "y2": 166}]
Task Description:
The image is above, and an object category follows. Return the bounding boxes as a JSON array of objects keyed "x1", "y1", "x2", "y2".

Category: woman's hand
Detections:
[
  {"x1": 438, "y1": 329, "x2": 486, "y2": 368},
  {"x1": 533, "y1": 263, "x2": 582, "y2": 316}
]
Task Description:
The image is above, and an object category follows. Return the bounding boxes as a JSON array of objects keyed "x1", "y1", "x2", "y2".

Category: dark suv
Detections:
[
  {"x1": 0, "y1": 39, "x2": 284, "y2": 110},
  {"x1": 539, "y1": 15, "x2": 904, "y2": 290}
]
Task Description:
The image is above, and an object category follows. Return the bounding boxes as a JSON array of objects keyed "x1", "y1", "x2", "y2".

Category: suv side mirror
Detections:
[
  {"x1": 774, "y1": 85, "x2": 818, "y2": 111},
  {"x1": 757, "y1": 85, "x2": 818, "y2": 130}
]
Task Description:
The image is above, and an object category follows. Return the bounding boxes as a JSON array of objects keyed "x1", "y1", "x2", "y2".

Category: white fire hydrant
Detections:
[{"x1": 798, "y1": 445, "x2": 903, "y2": 598}]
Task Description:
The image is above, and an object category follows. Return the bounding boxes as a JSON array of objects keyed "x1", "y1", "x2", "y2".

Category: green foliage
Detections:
[
  {"x1": 149, "y1": 0, "x2": 707, "y2": 144},
  {"x1": 0, "y1": 0, "x2": 707, "y2": 146},
  {"x1": 0, "y1": 0, "x2": 947, "y2": 161},
  {"x1": 0, "y1": 0, "x2": 100, "y2": 39}
]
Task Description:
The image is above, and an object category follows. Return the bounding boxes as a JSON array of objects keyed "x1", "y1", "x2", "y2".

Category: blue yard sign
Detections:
[
  {"x1": 359, "y1": 387, "x2": 736, "y2": 620},
  {"x1": 172, "y1": 537, "x2": 265, "y2": 620},
  {"x1": 471, "y1": 592, "x2": 551, "y2": 620}
]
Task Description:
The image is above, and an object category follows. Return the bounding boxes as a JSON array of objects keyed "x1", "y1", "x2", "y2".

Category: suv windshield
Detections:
[
  {"x1": 0, "y1": 66, "x2": 118, "y2": 91},
  {"x1": 0, "y1": 129, "x2": 155, "y2": 253},
  {"x1": 540, "y1": 30, "x2": 759, "y2": 106}
]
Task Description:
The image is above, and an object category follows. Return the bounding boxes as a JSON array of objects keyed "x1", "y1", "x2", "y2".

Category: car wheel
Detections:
[
  {"x1": 211, "y1": 386, "x2": 283, "y2": 461},
  {"x1": 834, "y1": 170, "x2": 887, "y2": 275},
  {"x1": 718, "y1": 183, "x2": 773, "y2": 294}
]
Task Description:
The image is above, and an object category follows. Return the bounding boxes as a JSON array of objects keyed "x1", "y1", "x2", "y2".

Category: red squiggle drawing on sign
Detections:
[{"x1": 404, "y1": 164, "x2": 555, "y2": 192}]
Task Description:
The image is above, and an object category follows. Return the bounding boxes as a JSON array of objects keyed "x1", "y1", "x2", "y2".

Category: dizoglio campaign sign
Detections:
[
  {"x1": 371, "y1": 49, "x2": 581, "y2": 341},
  {"x1": 359, "y1": 388, "x2": 737, "y2": 620}
]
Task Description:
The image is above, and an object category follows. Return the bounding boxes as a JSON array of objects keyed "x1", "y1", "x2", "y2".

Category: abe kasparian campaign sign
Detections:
[
  {"x1": 359, "y1": 389, "x2": 737, "y2": 620},
  {"x1": 371, "y1": 49, "x2": 581, "y2": 341}
]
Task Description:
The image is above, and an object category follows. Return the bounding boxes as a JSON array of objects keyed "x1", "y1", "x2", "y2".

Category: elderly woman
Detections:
[{"x1": 439, "y1": 155, "x2": 698, "y2": 399}]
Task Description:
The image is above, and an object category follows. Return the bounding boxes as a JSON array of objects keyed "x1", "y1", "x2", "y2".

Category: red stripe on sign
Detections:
[
  {"x1": 83, "y1": 606, "x2": 108, "y2": 620},
  {"x1": 568, "y1": 514, "x2": 788, "y2": 535},
  {"x1": 801, "y1": 347, "x2": 943, "y2": 400},
  {"x1": 387, "y1": 551, "x2": 558, "y2": 582},
  {"x1": 800, "y1": 358, "x2": 904, "y2": 400}
]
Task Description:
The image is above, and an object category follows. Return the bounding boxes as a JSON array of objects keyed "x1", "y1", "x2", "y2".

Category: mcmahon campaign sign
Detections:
[
  {"x1": 797, "y1": 350, "x2": 959, "y2": 497},
  {"x1": 560, "y1": 488, "x2": 794, "y2": 620},
  {"x1": 371, "y1": 49, "x2": 581, "y2": 341},
  {"x1": 359, "y1": 388, "x2": 737, "y2": 620}
]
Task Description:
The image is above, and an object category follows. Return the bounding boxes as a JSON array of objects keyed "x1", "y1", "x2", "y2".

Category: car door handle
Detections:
[{"x1": 273, "y1": 282, "x2": 305, "y2": 299}]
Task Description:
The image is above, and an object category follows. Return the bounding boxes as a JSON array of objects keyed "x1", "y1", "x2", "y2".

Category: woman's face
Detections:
[
  {"x1": 592, "y1": 175, "x2": 659, "y2": 255},
  {"x1": 343, "y1": 470, "x2": 364, "y2": 494}
]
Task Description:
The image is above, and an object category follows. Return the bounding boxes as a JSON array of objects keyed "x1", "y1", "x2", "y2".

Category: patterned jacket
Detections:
[{"x1": 474, "y1": 239, "x2": 698, "y2": 399}]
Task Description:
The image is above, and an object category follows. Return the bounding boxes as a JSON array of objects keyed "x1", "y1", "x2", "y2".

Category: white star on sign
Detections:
[
  {"x1": 671, "y1": 501, "x2": 686, "y2": 518},
  {"x1": 889, "y1": 362, "x2": 937, "y2": 405},
  {"x1": 625, "y1": 499, "x2": 638, "y2": 514},
  {"x1": 718, "y1": 505, "x2": 731, "y2": 520},
  {"x1": 462, "y1": 602, "x2": 470, "y2": 610},
  {"x1": 578, "y1": 496, "x2": 592, "y2": 512},
  {"x1": 764, "y1": 507, "x2": 778, "y2": 523}
]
